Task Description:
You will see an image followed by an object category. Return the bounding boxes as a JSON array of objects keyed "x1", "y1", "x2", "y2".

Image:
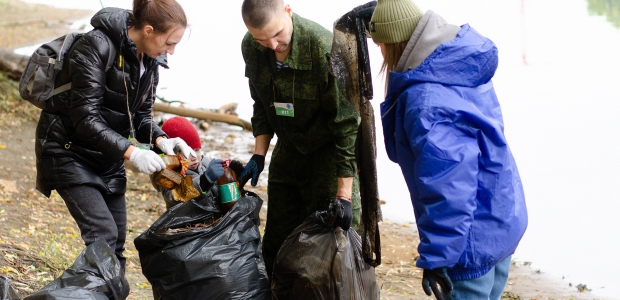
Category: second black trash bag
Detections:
[
  {"x1": 0, "y1": 276, "x2": 21, "y2": 300},
  {"x1": 134, "y1": 192, "x2": 270, "y2": 300},
  {"x1": 24, "y1": 240, "x2": 129, "y2": 300},
  {"x1": 272, "y1": 208, "x2": 380, "y2": 300}
]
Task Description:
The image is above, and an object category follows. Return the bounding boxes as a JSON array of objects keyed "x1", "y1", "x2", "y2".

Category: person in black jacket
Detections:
[{"x1": 34, "y1": 0, "x2": 189, "y2": 270}]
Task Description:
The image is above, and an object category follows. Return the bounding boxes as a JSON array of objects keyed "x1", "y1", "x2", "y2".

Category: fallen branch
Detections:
[
  {"x1": 0, "y1": 49, "x2": 28, "y2": 80},
  {"x1": 154, "y1": 102, "x2": 252, "y2": 131}
]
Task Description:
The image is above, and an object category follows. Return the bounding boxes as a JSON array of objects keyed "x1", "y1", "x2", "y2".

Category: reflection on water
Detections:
[{"x1": 588, "y1": 0, "x2": 620, "y2": 27}]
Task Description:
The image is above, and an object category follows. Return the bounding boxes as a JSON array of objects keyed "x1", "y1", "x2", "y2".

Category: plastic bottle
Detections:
[{"x1": 216, "y1": 160, "x2": 241, "y2": 214}]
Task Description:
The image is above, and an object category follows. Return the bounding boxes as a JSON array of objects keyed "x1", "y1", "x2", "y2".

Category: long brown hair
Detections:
[
  {"x1": 130, "y1": 0, "x2": 188, "y2": 33},
  {"x1": 379, "y1": 41, "x2": 409, "y2": 76}
]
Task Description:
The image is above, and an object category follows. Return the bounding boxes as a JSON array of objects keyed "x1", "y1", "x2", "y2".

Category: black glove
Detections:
[
  {"x1": 238, "y1": 154, "x2": 265, "y2": 188},
  {"x1": 331, "y1": 198, "x2": 353, "y2": 231},
  {"x1": 422, "y1": 268, "x2": 453, "y2": 300}
]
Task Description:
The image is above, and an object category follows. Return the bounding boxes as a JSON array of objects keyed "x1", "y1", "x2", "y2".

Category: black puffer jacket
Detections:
[{"x1": 35, "y1": 8, "x2": 168, "y2": 197}]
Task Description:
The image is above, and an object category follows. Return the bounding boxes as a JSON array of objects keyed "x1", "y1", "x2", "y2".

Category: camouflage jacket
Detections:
[{"x1": 241, "y1": 13, "x2": 360, "y2": 178}]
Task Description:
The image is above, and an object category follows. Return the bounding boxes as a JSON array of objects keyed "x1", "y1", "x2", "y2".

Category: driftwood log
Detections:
[
  {"x1": 331, "y1": 2, "x2": 382, "y2": 267},
  {"x1": 0, "y1": 49, "x2": 28, "y2": 81},
  {"x1": 154, "y1": 102, "x2": 252, "y2": 131}
]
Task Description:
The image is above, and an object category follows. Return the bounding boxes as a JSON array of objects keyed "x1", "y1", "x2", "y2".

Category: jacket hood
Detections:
[
  {"x1": 389, "y1": 16, "x2": 498, "y2": 93},
  {"x1": 395, "y1": 10, "x2": 460, "y2": 73},
  {"x1": 91, "y1": 7, "x2": 169, "y2": 69},
  {"x1": 91, "y1": 7, "x2": 130, "y2": 47}
]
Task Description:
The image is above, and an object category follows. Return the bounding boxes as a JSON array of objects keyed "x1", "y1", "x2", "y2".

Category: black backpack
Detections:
[{"x1": 18, "y1": 31, "x2": 116, "y2": 109}]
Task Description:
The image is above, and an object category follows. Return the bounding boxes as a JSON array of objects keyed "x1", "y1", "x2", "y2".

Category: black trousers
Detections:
[{"x1": 57, "y1": 185, "x2": 127, "y2": 270}]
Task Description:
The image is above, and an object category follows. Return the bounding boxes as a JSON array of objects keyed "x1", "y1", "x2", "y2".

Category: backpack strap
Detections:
[{"x1": 52, "y1": 32, "x2": 117, "y2": 96}]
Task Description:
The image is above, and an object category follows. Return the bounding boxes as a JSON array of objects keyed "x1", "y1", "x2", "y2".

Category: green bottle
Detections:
[{"x1": 216, "y1": 160, "x2": 241, "y2": 214}]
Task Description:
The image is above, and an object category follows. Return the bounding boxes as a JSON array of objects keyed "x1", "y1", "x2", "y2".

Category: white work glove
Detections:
[
  {"x1": 156, "y1": 137, "x2": 197, "y2": 159},
  {"x1": 129, "y1": 148, "x2": 166, "y2": 174}
]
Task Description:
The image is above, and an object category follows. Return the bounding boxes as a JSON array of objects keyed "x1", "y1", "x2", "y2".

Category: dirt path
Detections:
[{"x1": 0, "y1": 0, "x2": 607, "y2": 299}]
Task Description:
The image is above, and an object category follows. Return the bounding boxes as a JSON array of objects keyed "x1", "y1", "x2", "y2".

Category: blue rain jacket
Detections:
[{"x1": 380, "y1": 24, "x2": 528, "y2": 281}]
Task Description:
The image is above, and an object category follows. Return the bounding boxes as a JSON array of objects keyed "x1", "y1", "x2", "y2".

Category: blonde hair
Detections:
[
  {"x1": 379, "y1": 41, "x2": 409, "y2": 90},
  {"x1": 379, "y1": 41, "x2": 409, "y2": 75}
]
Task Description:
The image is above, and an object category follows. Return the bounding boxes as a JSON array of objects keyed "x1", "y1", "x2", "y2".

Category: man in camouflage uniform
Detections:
[{"x1": 239, "y1": 0, "x2": 361, "y2": 277}]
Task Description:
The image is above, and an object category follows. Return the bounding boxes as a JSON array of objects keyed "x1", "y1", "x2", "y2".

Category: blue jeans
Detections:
[{"x1": 451, "y1": 256, "x2": 512, "y2": 300}]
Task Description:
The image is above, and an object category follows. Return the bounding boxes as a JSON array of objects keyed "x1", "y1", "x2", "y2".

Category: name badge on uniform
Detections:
[{"x1": 274, "y1": 102, "x2": 294, "y2": 117}]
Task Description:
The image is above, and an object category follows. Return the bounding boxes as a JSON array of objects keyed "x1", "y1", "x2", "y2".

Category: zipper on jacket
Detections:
[
  {"x1": 127, "y1": 67, "x2": 156, "y2": 142},
  {"x1": 131, "y1": 61, "x2": 157, "y2": 112},
  {"x1": 42, "y1": 116, "x2": 59, "y2": 146},
  {"x1": 123, "y1": 50, "x2": 156, "y2": 139}
]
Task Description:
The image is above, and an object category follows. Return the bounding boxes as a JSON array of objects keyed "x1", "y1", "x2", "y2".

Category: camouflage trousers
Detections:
[{"x1": 262, "y1": 139, "x2": 361, "y2": 279}]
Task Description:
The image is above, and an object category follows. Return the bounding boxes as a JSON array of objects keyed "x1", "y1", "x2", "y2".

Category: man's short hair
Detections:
[{"x1": 241, "y1": 0, "x2": 284, "y2": 29}]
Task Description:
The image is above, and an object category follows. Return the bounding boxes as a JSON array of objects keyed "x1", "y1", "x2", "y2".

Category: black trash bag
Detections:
[
  {"x1": 26, "y1": 286, "x2": 108, "y2": 300},
  {"x1": 134, "y1": 192, "x2": 270, "y2": 300},
  {"x1": 272, "y1": 202, "x2": 380, "y2": 300},
  {"x1": 24, "y1": 240, "x2": 129, "y2": 300},
  {"x1": 0, "y1": 276, "x2": 20, "y2": 300}
]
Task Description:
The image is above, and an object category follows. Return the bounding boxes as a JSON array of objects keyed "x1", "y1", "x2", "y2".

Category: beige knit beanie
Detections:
[{"x1": 369, "y1": 0, "x2": 424, "y2": 43}]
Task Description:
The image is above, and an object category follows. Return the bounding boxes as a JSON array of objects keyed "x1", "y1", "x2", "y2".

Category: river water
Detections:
[{"x1": 17, "y1": 0, "x2": 620, "y2": 297}]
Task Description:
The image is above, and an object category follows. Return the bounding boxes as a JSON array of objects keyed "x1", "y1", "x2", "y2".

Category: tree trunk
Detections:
[
  {"x1": 154, "y1": 102, "x2": 252, "y2": 131},
  {"x1": 0, "y1": 50, "x2": 28, "y2": 81}
]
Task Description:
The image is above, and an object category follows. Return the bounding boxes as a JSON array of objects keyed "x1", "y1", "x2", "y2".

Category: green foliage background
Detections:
[{"x1": 588, "y1": 0, "x2": 620, "y2": 28}]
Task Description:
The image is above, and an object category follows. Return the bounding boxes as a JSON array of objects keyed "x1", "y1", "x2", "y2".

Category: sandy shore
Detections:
[
  {"x1": 0, "y1": 0, "x2": 92, "y2": 50},
  {"x1": 0, "y1": 0, "x2": 611, "y2": 299}
]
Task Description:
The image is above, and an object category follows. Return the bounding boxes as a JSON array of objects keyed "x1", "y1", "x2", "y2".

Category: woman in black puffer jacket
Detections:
[{"x1": 35, "y1": 0, "x2": 193, "y2": 271}]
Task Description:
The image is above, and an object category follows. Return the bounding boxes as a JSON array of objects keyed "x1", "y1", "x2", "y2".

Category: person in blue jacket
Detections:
[{"x1": 369, "y1": 0, "x2": 528, "y2": 299}]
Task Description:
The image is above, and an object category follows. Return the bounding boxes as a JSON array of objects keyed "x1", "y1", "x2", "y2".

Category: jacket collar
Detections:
[{"x1": 284, "y1": 13, "x2": 312, "y2": 70}]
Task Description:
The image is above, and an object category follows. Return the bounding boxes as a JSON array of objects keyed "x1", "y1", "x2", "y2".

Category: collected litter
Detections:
[
  {"x1": 215, "y1": 159, "x2": 241, "y2": 214},
  {"x1": 152, "y1": 154, "x2": 200, "y2": 201},
  {"x1": 158, "y1": 215, "x2": 222, "y2": 235}
]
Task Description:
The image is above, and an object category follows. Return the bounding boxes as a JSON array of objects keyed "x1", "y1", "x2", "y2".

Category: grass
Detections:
[
  {"x1": 39, "y1": 232, "x2": 82, "y2": 275},
  {"x1": 0, "y1": 74, "x2": 19, "y2": 98},
  {"x1": 0, "y1": 73, "x2": 41, "y2": 125}
]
